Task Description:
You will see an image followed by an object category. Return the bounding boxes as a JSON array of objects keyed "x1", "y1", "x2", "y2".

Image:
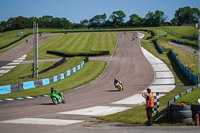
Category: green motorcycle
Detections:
[{"x1": 50, "y1": 91, "x2": 66, "y2": 105}]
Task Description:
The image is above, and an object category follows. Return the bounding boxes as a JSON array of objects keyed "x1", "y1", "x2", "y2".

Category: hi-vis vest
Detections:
[{"x1": 147, "y1": 93, "x2": 154, "y2": 107}]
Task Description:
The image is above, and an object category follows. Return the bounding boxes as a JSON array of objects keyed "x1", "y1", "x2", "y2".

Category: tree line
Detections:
[{"x1": 0, "y1": 6, "x2": 199, "y2": 32}]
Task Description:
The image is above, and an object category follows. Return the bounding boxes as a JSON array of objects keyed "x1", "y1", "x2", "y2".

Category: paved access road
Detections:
[{"x1": 0, "y1": 32, "x2": 155, "y2": 132}]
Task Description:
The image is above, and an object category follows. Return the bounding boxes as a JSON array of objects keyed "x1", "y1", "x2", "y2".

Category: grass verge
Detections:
[
  {"x1": 0, "y1": 57, "x2": 84, "y2": 85},
  {"x1": 100, "y1": 88, "x2": 189, "y2": 126},
  {"x1": 141, "y1": 40, "x2": 193, "y2": 86},
  {"x1": 176, "y1": 87, "x2": 200, "y2": 104},
  {"x1": 0, "y1": 60, "x2": 106, "y2": 99}
]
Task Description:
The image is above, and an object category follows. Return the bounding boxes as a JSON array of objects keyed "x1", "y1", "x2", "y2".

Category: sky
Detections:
[{"x1": 0, "y1": 0, "x2": 200, "y2": 23}]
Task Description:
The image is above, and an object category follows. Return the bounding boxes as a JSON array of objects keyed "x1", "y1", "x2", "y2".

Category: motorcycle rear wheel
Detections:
[{"x1": 117, "y1": 86, "x2": 121, "y2": 91}]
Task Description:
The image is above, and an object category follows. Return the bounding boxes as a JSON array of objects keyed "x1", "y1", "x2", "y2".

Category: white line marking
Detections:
[
  {"x1": 0, "y1": 70, "x2": 11, "y2": 73},
  {"x1": 7, "y1": 62, "x2": 20, "y2": 65},
  {"x1": 5, "y1": 99, "x2": 14, "y2": 101},
  {"x1": 1, "y1": 66, "x2": 16, "y2": 69},
  {"x1": 0, "y1": 118, "x2": 84, "y2": 126},
  {"x1": 156, "y1": 71, "x2": 174, "y2": 78},
  {"x1": 58, "y1": 106, "x2": 131, "y2": 116},
  {"x1": 26, "y1": 96, "x2": 34, "y2": 99},
  {"x1": 153, "y1": 78, "x2": 175, "y2": 85},
  {"x1": 112, "y1": 94, "x2": 145, "y2": 105},
  {"x1": 143, "y1": 85, "x2": 176, "y2": 93},
  {"x1": 13, "y1": 60, "x2": 23, "y2": 63},
  {"x1": 152, "y1": 64, "x2": 170, "y2": 71}
]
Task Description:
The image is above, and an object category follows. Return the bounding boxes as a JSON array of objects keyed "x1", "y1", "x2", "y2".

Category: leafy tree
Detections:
[
  {"x1": 89, "y1": 13, "x2": 106, "y2": 28},
  {"x1": 80, "y1": 19, "x2": 89, "y2": 28},
  {"x1": 109, "y1": 10, "x2": 126, "y2": 27},
  {"x1": 128, "y1": 14, "x2": 143, "y2": 27},
  {"x1": 60, "y1": 17, "x2": 72, "y2": 29},
  {"x1": 145, "y1": 10, "x2": 166, "y2": 26},
  {"x1": 174, "y1": 6, "x2": 200, "y2": 25},
  {"x1": 170, "y1": 18, "x2": 177, "y2": 26}
]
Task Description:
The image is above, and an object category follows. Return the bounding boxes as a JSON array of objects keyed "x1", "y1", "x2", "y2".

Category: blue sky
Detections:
[{"x1": 0, "y1": 0, "x2": 200, "y2": 23}]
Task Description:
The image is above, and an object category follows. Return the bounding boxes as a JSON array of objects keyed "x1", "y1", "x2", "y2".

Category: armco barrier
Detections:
[
  {"x1": 0, "y1": 58, "x2": 88, "y2": 95},
  {"x1": 152, "y1": 40, "x2": 164, "y2": 54},
  {"x1": 170, "y1": 50, "x2": 198, "y2": 85}
]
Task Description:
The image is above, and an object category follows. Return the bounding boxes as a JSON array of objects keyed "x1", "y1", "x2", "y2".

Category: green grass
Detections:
[
  {"x1": 27, "y1": 33, "x2": 119, "y2": 59},
  {"x1": 0, "y1": 60, "x2": 106, "y2": 99},
  {"x1": 141, "y1": 40, "x2": 193, "y2": 86},
  {"x1": 157, "y1": 39, "x2": 198, "y2": 74},
  {"x1": 99, "y1": 26, "x2": 198, "y2": 126},
  {"x1": 100, "y1": 88, "x2": 187, "y2": 126},
  {"x1": 176, "y1": 87, "x2": 200, "y2": 104},
  {"x1": 0, "y1": 57, "x2": 84, "y2": 86},
  {"x1": 160, "y1": 26, "x2": 198, "y2": 36},
  {"x1": 0, "y1": 29, "x2": 31, "y2": 48},
  {"x1": 0, "y1": 30, "x2": 32, "y2": 53}
]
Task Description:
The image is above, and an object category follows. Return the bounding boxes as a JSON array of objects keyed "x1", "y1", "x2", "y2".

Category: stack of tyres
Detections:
[
  {"x1": 170, "y1": 103, "x2": 192, "y2": 124},
  {"x1": 191, "y1": 104, "x2": 200, "y2": 120}
]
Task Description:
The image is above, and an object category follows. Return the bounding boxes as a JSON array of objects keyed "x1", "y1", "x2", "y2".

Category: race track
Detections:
[{"x1": 0, "y1": 32, "x2": 154, "y2": 132}]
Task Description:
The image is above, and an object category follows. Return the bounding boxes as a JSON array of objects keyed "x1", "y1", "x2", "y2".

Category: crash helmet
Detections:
[{"x1": 51, "y1": 87, "x2": 54, "y2": 92}]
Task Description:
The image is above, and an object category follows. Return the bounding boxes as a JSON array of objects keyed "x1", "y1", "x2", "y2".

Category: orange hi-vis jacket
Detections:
[{"x1": 147, "y1": 93, "x2": 154, "y2": 108}]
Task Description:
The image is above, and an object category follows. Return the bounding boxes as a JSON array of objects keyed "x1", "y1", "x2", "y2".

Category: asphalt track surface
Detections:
[
  {"x1": 0, "y1": 33, "x2": 63, "y2": 67},
  {"x1": 1, "y1": 32, "x2": 191, "y2": 133},
  {"x1": 0, "y1": 32, "x2": 154, "y2": 118}
]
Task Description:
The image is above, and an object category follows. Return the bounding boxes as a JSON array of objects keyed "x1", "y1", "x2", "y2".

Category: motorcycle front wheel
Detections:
[
  {"x1": 52, "y1": 97, "x2": 58, "y2": 105},
  {"x1": 62, "y1": 96, "x2": 66, "y2": 103}
]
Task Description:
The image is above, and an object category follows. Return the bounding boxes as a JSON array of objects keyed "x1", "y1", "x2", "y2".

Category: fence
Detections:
[
  {"x1": 170, "y1": 50, "x2": 198, "y2": 85},
  {"x1": 0, "y1": 58, "x2": 88, "y2": 95}
]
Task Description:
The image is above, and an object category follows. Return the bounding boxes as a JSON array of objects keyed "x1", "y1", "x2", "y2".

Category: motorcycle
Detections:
[
  {"x1": 114, "y1": 79, "x2": 124, "y2": 91},
  {"x1": 50, "y1": 91, "x2": 66, "y2": 105}
]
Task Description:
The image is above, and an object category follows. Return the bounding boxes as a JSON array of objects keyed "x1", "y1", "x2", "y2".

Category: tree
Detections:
[
  {"x1": 80, "y1": 19, "x2": 89, "y2": 28},
  {"x1": 109, "y1": 10, "x2": 126, "y2": 27},
  {"x1": 145, "y1": 10, "x2": 167, "y2": 26},
  {"x1": 89, "y1": 13, "x2": 106, "y2": 28},
  {"x1": 60, "y1": 17, "x2": 72, "y2": 29},
  {"x1": 128, "y1": 14, "x2": 142, "y2": 27},
  {"x1": 174, "y1": 6, "x2": 200, "y2": 25},
  {"x1": 170, "y1": 18, "x2": 177, "y2": 26},
  {"x1": 154, "y1": 10, "x2": 167, "y2": 26}
]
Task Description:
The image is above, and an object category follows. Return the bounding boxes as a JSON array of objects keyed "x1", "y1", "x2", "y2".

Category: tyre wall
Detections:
[{"x1": 170, "y1": 103, "x2": 192, "y2": 124}]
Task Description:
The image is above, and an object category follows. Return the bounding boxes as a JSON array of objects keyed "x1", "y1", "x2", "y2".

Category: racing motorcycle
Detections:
[
  {"x1": 114, "y1": 78, "x2": 124, "y2": 91},
  {"x1": 50, "y1": 91, "x2": 66, "y2": 105}
]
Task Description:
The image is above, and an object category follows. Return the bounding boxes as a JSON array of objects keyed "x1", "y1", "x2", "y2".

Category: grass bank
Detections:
[
  {"x1": 0, "y1": 60, "x2": 106, "y2": 99},
  {"x1": 100, "y1": 88, "x2": 187, "y2": 126},
  {"x1": 141, "y1": 40, "x2": 193, "y2": 86},
  {"x1": 0, "y1": 57, "x2": 84, "y2": 86}
]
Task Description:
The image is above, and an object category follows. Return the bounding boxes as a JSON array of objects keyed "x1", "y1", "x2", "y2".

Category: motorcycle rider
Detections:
[
  {"x1": 114, "y1": 78, "x2": 123, "y2": 90},
  {"x1": 51, "y1": 87, "x2": 62, "y2": 98}
]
